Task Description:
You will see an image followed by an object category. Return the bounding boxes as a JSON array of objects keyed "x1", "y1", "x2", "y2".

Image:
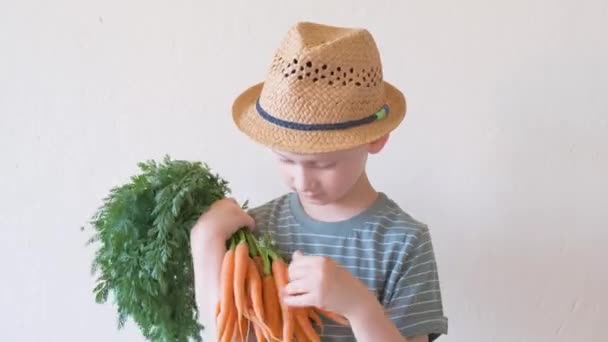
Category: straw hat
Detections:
[{"x1": 232, "y1": 22, "x2": 406, "y2": 154}]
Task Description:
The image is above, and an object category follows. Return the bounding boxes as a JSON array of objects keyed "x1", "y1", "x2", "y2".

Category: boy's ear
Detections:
[{"x1": 367, "y1": 134, "x2": 390, "y2": 154}]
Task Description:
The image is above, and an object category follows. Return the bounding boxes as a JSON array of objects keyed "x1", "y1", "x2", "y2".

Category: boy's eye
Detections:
[
  {"x1": 317, "y1": 163, "x2": 336, "y2": 169},
  {"x1": 280, "y1": 159, "x2": 293, "y2": 164}
]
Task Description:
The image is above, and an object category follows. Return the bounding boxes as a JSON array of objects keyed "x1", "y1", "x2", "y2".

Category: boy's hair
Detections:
[{"x1": 232, "y1": 22, "x2": 407, "y2": 154}]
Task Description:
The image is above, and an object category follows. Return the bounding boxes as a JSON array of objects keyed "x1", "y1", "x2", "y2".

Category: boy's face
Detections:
[{"x1": 274, "y1": 146, "x2": 368, "y2": 205}]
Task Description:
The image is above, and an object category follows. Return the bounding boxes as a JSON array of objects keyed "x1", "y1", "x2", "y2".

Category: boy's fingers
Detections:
[
  {"x1": 242, "y1": 213, "x2": 256, "y2": 229},
  {"x1": 283, "y1": 293, "x2": 315, "y2": 307},
  {"x1": 292, "y1": 250, "x2": 322, "y2": 265},
  {"x1": 288, "y1": 253, "x2": 316, "y2": 275},
  {"x1": 283, "y1": 279, "x2": 309, "y2": 296},
  {"x1": 290, "y1": 254, "x2": 324, "y2": 269},
  {"x1": 287, "y1": 265, "x2": 309, "y2": 282}
]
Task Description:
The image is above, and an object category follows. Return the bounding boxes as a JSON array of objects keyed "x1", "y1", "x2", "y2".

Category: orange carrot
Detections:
[
  {"x1": 282, "y1": 309, "x2": 294, "y2": 342},
  {"x1": 235, "y1": 315, "x2": 249, "y2": 342},
  {"x1": 272, "y1": 259, "x2": 294, "y2": 342},
  {"x1": 295, "y1": 308, "x2": 320, "y2": 342},
  {"x1": 247, "y1": 258, "x2": 265, "y2": 323},
  {"x1": 245, "y1": 283, "x2": 270, "y2": 341},
  {"x1": 247, "y1": 309, "x2": 275, "y2": 342},
  {"x1": 253, "y1": 256, "x2": 264, "y2": 273},
  {"x1": 217, "y1": 248, "x2": 235, "y2": 339},
  {"x1": 220, "y1": 301, "x2": 237, "y2": 342},
  {"x1": 246, "y1": 299, "x2": 273, "y2": 342},
  {"x1": 234, "y1": 240, "x2": 249, "y2": 337},
  {"x1": 252, "y1": 317, "x2": 267, "y2": 342},
  {"x1": 244, "y1": 318, "x2": 251, "y2": 342},
  {"x1": 294, "y1": 321, "x2": 308, "y2": 342},
  {"x1": 235, "y1": 317, "x2": 243, "y2": 342},
  {"x1": 308, "y1": 308, "x2": 323, "y2": 334},
  {"x1": 246, "y1": 258, "x2": 277, "y2": 341},
  {"x1": 316, "y1": 308, "x2": 349, "y2": 326},
  {"x1": 263, "y1": 274, "x2": 282, "y2": 340}
]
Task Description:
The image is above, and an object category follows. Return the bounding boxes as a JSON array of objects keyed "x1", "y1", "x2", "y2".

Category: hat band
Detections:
[{"x1": 256, "y1": 99, "x2": 389, "y2": 131}]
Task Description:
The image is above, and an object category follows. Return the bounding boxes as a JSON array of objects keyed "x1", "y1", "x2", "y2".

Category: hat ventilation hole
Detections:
[{"x1": 276, "y1": 57, "x2": 381, "y2": 88}]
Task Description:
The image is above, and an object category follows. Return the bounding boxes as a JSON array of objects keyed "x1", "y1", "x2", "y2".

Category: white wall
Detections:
[{"x1": 1, "y1": 0, "x2": 606, "y2": 341}]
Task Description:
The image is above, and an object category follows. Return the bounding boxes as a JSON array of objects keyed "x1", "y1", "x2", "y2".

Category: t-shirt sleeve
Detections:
[{"x1": 384, "y1": 226, "x2": 448, "y2": 340}]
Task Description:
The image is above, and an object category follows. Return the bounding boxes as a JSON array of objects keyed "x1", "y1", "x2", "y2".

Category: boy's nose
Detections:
[
  {"x1": 294, "y1": 177, "x2": 314, "y2": 193},
  {"x1": 293, "y1": 168, "x2": 315, "y2": 193}
]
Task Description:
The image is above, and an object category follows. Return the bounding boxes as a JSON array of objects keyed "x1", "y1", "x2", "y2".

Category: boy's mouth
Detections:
[{"x1": 301, "y1": 191, "x2": 321, "y2": 198}]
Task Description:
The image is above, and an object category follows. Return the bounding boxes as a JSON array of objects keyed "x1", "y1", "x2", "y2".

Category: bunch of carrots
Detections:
[{"x1": 216, "y1": 228, "x2": 348, "y2": 342}]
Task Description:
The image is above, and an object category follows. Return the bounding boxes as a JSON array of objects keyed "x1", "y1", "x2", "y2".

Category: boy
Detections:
[{"x1": 190, "y1": 22, "x2": 448, "y2": 341}]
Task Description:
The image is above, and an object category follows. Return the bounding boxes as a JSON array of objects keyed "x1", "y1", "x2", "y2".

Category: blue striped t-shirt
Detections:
[{"x1": 249, "y1": 192, "x2": 448, "y2": 341}]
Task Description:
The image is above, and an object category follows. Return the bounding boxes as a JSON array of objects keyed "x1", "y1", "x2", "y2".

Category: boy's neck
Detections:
[{"x1": 299, "y1": 172, "x2": 378, "y2": 223}]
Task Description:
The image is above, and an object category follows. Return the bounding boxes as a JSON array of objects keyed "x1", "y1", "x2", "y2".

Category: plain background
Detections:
[{"x1": 1, "y1": 0, "x2": 606, "y2": 341}]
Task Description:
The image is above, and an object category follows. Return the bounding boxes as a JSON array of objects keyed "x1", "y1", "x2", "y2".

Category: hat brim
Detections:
[{"x1": 232, "y1": 81, "x2": 406, "y2": 154}]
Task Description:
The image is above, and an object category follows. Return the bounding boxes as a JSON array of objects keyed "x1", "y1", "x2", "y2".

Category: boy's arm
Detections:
[
  {"x1": 283, "y1": 252, "x2": 432, "y2": 342},
  {"x1": 409, "y1": 337, "x2": 429, "y2": 342},
  {"x1": 190, "y1": 232, "x2": 225, "y2": 341},
  {"x1": 189, "y1": 199, "x2": 256, "y2": 341},
  {"x1": 380, "y1": 226, "x2": 448, "y2": 340},
  {"x1": 347, "y1": 288, "x2": 428, "y2": 342}
]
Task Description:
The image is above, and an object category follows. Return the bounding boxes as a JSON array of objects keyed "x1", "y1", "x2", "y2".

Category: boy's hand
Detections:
[
  {"x1": 190, "y1": 198, "x2": 255, "y2": 242},
  {"x1": 282, "y1": 250, "x2": 373, "y2": 318},
  {"x1": 189, "y1": 198, "x2": 255, "y2": 339}
]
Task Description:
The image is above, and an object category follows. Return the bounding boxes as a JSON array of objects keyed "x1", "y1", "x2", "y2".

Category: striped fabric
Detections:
[{"x1": 249, "y1": 192, "x2": 448, "y2": 341}]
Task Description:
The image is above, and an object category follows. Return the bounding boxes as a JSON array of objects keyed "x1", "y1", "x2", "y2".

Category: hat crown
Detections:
[{"x1": 259, "y1": 22, "x2": 386, "y2": 126}]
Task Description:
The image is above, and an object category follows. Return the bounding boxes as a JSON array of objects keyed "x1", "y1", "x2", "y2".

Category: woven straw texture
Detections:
[{"x1": 232, "y1": 22, "x2": 407, "y2": 154}]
